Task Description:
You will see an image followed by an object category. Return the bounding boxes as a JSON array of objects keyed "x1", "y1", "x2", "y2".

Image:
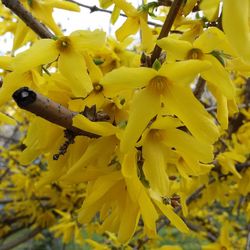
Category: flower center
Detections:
[
  {"x1": 56, "y1": 37, "x2": 71, "y2": 52},
  {"x1": 187, "y1": 48, "x2": 204, "y2": 60},
  {"x1": 148, "y1": 76, "x2": 169, "y2": 94},
  {"x1": 93, "y1": 83, "x2": 103, "y2": 93},
  {"x1": 149, "y1": 129, "x2": 164, "y2": 141}
]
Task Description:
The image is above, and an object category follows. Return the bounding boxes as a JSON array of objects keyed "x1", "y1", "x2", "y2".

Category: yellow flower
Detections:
[
  {"x1": 157, "y1": 27, "x2": 236, "y2": 99},
  {"x1": 114, "y1": 0, "x2": 154, "y2": 52},
  {"x1": 0, "y1": 69, "x2": 46, "y2": 107},
  {"x1": 101, "y1": 60, "x2": 218, "y2": 152},
  {"x1": 199, "y1": 0, "x2": 221, "y2": 21},
  {"x1": 217, "y1": 151, "x2": 245, "y2": 179},
  {"x1": 13, "y1": 0, "x2": 80, "y2": 50},
  {"x1": 157, "y1": 27, "x2": 237, "y2": 129},
  {"x1": 223, "y1": 0, "x2": 250, "y2": 64},
  {"x1": 202, "y1": 222, "x2": 234, "y2": 250},
  {"x1": 138, "y1": 116, "x2": 213, "y2": 195},
  {"x1": 12, "y1": 30, "x2": 105, "y2": 97}
]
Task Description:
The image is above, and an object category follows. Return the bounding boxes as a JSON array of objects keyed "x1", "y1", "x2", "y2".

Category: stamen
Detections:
[
  {"x1": 148, "y1": 75, "x2": 169, "y2": 94},
  {"x1": 187, "y1": 48, "x2": 204, "y2": 60}
]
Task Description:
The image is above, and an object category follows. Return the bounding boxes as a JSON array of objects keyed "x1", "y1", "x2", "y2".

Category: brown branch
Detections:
[
  {"x1": 12, "y1": 87, "x2": 101, "y2": 138},
  {"x1": 0, "y1": 168, "x2": 10, "y2": 182},
  {"x1": 66, "y1": 0, "x2": 162, "y2": 27},
  {"x1": 0, "y1": 227, "x2": 42, "y2": 250},
  {"x1": 150, "y1": 0, "x2": 184, "y2": 65},
  {"x1": 1, "y1": 0, "x2": 54, "y2": 39},
  {"x1": 194, "y1": 77, "x2": 206, "y2": 99},
  {"x1": 247, "y1": 224, "x2": 250, "y2": 250}
]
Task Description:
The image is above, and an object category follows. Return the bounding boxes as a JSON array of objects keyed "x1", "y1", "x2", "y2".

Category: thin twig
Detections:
[
  {"x1": 66, "y1": 0, "x2": 162, "y2": 27},
  {"x1": 2, "y1": 0, "x2": 54, "y2": 39},
  {"x1": 150, "y1": 0, "x2": 183, "y2": 65},
  {"x1": 194, "y1": 77, "x2": 206, "y2": 99},
  {"x1": 0, "y1": 168, "x2": 10, "y2": 182},
  {"x1": 247, "y1": 224, "x2": 250, "y2": 250}
]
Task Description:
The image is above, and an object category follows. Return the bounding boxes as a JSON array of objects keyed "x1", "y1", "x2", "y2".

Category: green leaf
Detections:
[
  {"x1": 210, "y1": 50, "x2": 225, "y2": 66},
  {"x1": 152, "y1": 59, "x2": 161, "y2": 71},
  {"x1": 93, "y1": 58, "x2": 104, "y2": 65}
]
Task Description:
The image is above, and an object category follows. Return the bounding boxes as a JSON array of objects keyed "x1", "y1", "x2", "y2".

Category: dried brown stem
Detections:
[
  {"x1": 12, "y1": 87, "x2": 100, "y2": 138},
  {"x1": 0, "y1": 227, "x2": 42, "y2": 250},
  {"x1": 194, "y1": 77, "x2": 206, "y2": 99},
  {"x1": 150, "y1": 0, "x2": 183, "y2": 65},
  {"x1": 2, "y1": 0, "x2": 54, "y2": 39},
  {"x1": 247, "y1": 224, "x2": 250, "y2": 250}
]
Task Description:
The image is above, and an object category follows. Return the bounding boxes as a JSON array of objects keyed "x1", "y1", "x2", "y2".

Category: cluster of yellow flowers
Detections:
[{"x1": 0, "y1": 0, "x2": 249, "y2": 249}]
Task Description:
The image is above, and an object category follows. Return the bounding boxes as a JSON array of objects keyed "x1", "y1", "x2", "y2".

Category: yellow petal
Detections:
[
  {"x1": 183, "y1": 0, "x2": 198, "y2": 15},
  {"x1": 64, "y1": 136, "x2": 117, "y2": 180},
  {"x1": 165, "y1": 85, "x2": 219, "y2": 143},
  {"x1": 0, "y1": 56, "x2": 13, "y2": 71},
  {"x1": 83, "y1": 52, "x2": 103, "y2": 83},
  {"x1": 223, "y1": 0, "x2": 250, "y2": 63},
  {"x1": 0, "y1": 72, "x2": 27, "y2": 106},
  {"x1": 101, "y1": 67, "x2": 156, "y2": 96},
  {"x1": 194, "y1": 27, "x2": 235, "y2": 55},
  {"x1": 13, "y1": 39, "x2": 58, "y2": 73},
  {"x1": 0, "y1": 112, "x2": 16, "y2": 125},
  {"x1": 42, "y1": 0, "x2": 80, "y2": 11},
  {"x1": 70, "y1": 30, "x2": 106, "y2": 51},
  {"x1": 111, "y1": 5, "x2": 121, "y2": 24},
  {"x1": 157, "y1": 37, "x2": 192, "y2": 60},
  {"x1": 154, "y1": 200, "x2": 189, "y2": 233},
  {"x1": 118, "y1": 194, "x2": 140, "y2": 243},
  {"x1": 159, "y1": 60, "x2": 211, "y2": 86},
  {"x1": 58, "y1": 51, "x2": 93, "y2": 97},
  {"x1": 199, "y1": 0, "x2": 220, "y2": 21},
  {"x1": 73, "y1": 114, "x2": 117, "y2": 137},
  {"x1": 121, "y1": 88, "x2": 161, "y2": 152},
  {"x1": 84, "y1": 171, "x2": 123, "y2": 207},
  {"x1": 138, "y1": 190, "x2": 158, "y2": 237},
  {"x1": 113, "y1": 0, "x2": 137, "y2": 16},
  {"x1": 208, "y1": 84, "x2": 229, "y2": 129},
  {"x1": 143, "y1": 135, "x2": 169, "y2": 195},
  {"x1": 32, "y1": 3, "x2": 63, "y2": 36},
  {"x1": 20, "y1": 117, "x2": 63, "y2": 164},
  {"x1": 201, "y1": 54, "x2": 235, "y2": 99},
  {"x1": 163, "y1": 128, "x2": 213, "y2": 163},
  {"x1": 116, "y1": 17, "x2": 139, "y2": 41},
  {"x1": 121, "y1": 149, "x2": 137, "y2": 178},
  {"x1": 140, "y1": 17, "x2": 154, "y2": 52},
  {"x1": 151, "y1": 116, "x2": 182, "y2": 130}
]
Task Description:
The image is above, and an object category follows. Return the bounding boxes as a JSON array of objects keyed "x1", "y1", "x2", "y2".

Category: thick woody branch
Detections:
[
  {"x1": 12, "y1": 87, "x2": 100, "y2": 138},
  {"x1": 2, "y1": 0, "x2": 54, "y2": 39},
  {"x1": 151, "y1": 0, "x2": 183, "y2": 65}
]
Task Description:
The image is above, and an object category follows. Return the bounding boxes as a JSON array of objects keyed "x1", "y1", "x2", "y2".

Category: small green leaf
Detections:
[
  {"x1": 117, "y1": 120, "x2": 127, "y2": 129},
  {"x1": 152, "y1": 59, "x2": 161, "y2": 71},
  {"x1": 27, "y1": 0, "x2": 33, "y2": 6},
  {"x1": 210, "y1": 50, "x2": 225, "y2": 66},
  {"x1": 93, "y1": 58, "x2": 104, "y2": 65}
]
